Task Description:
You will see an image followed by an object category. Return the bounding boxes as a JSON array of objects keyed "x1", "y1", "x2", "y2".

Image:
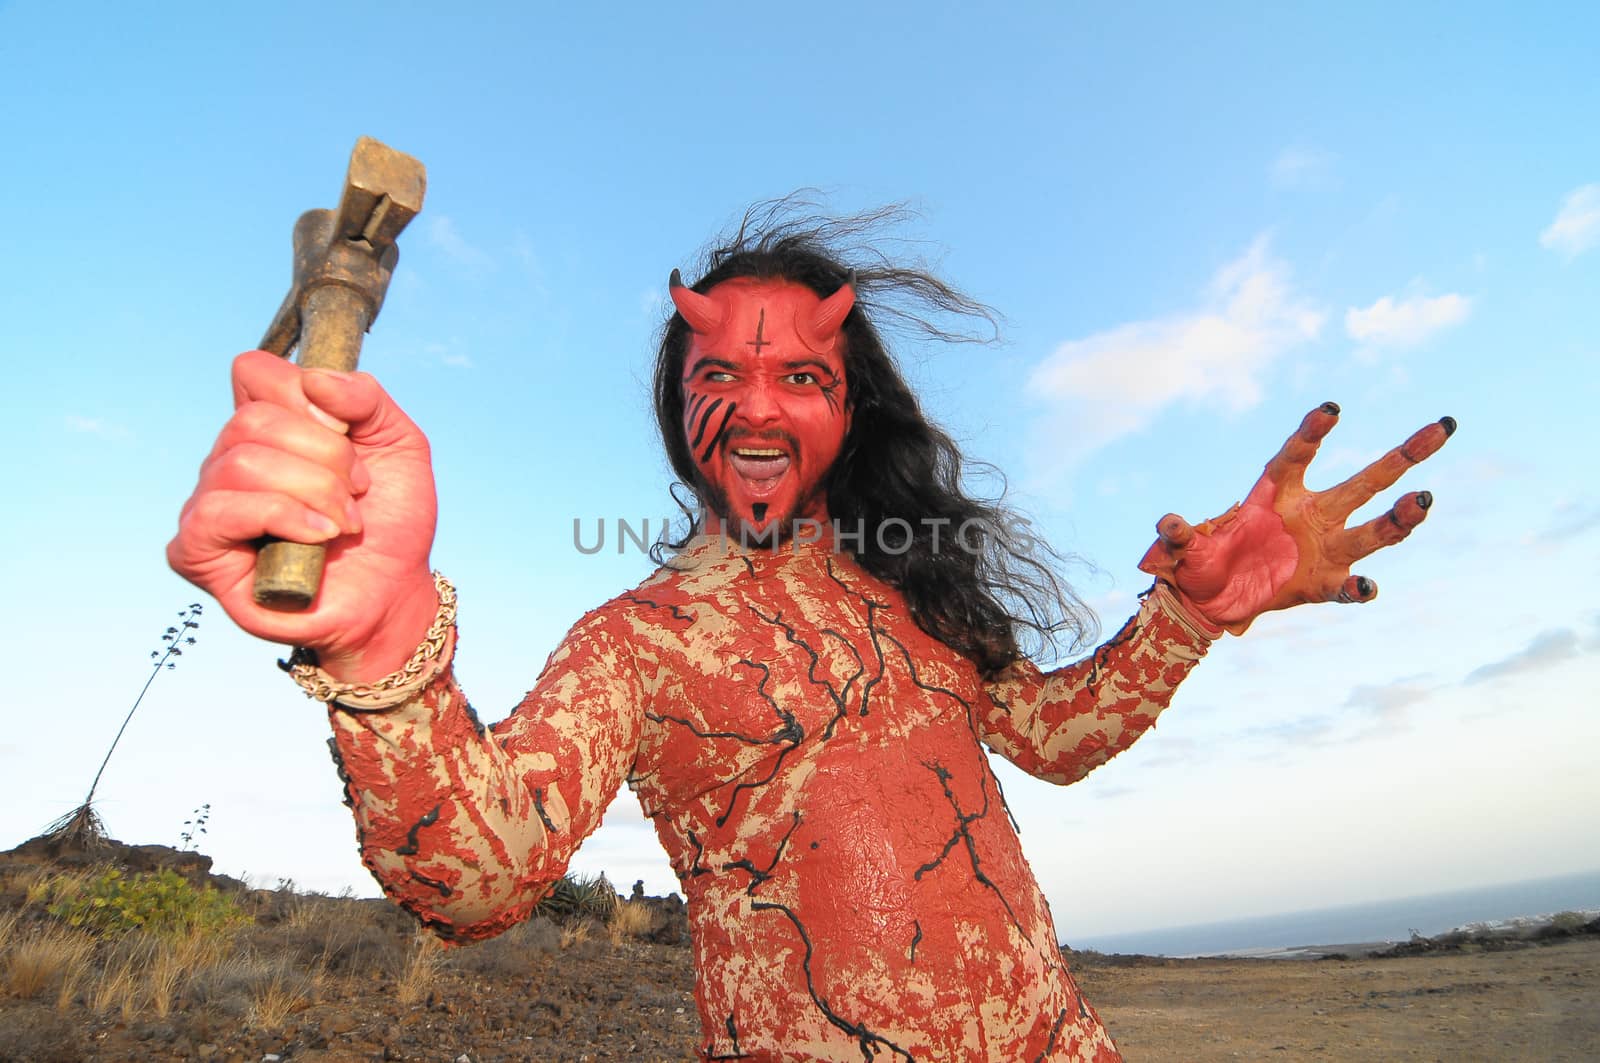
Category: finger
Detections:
[
  {"x1": 1319, "y1": 417, "x2": 1456, "y2": 520},
  {"x1": 231, "y1": 350, "x2": 349, "y2": 432},
  {"x1": 1156, "y1": 512, "x2": 1196, "y2": 550},
  {"x1": 207, "y1": 401, "x2": 361, "y2": 483},
  {"x1": 1333, "y1": 574, "x2": 1379, "y2": 604},
  {"x1": 1138, "y1": 513, "x2": 1196, "y2": 583},
  {"x1": 1333, "y1": 491, "x2": 1433, "y2": 564},
  {"x1": 171, "y1": 489, "x2": 343, "y2": 566},
  {"x1": 1250, "y1": 402, "x2": 1342, "y2": 501},
  {"x1": 200, "y1": 442, "x2": 363, "y2": 535}
]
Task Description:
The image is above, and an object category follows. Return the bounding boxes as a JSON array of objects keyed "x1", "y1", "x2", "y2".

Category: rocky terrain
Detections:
[{"x1": 2, "y1": 836, "x2": 1596, "y2": 1061}]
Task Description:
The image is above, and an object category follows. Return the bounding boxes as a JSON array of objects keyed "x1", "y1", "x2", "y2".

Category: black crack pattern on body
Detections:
[
  {"x1": 533, "y1": 788, "x2": 560, "y2": 835},
  {"x1": 396, "y1": 803, "x2": 441, "y2": 857}
]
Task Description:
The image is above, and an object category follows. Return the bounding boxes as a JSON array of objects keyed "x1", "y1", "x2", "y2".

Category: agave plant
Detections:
[
  {"x1": 44, "y1": 603, "x2": 204, "y2": 850},
  {"x1": 535, "y1": 872, "x2": 620, "y2": 923}
]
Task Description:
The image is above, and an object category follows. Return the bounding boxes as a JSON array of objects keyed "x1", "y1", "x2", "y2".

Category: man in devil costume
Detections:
[{"x1": 170, "y1": 210, "x2": 1452, "y2": 1060}]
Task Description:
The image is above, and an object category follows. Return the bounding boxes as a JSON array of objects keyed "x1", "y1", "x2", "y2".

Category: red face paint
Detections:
[{"x1": 675, "y1": 278, "x2": 853, "y2": 537}]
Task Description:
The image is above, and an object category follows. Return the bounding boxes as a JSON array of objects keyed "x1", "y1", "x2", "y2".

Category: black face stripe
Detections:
[
  {"x1": 685, "y1": 391, "x2": 707, "y2": 423},
  {"x1": 700, "y1": 402, "x2": 737, "y2": 464},
  {"x1": 820, "y1": 380, "x2": 842, "y2": 414},
  {"x1": 691, "y1": 397, "x2": 724, "y2": 450}
]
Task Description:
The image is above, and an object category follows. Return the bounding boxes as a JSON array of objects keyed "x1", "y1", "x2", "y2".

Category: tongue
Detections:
[{"x1": 729, "y1": 453, "x2": 790, "y2": 482}]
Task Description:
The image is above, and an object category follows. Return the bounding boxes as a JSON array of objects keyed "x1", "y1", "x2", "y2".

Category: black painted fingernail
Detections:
[
  {"x1": 1356, "y1": 577, "x2": 1373, "y2": 597},
  {"x1": 1416, "y1": 491, "x2": 1432, "y2": 510},
  {"x1": 1321, "y1": 401, "x2": 1341, "y2": 415},
  {"x1": 1439, "y1": 416, "x2": 1457, "y2": 437}
]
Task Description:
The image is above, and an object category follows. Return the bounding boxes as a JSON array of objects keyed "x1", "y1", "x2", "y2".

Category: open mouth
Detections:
[{"x1": 727, "y1": 447, "x2": 791, "y2": 494}]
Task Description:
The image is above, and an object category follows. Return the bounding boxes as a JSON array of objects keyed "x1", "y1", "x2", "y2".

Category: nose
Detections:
[{"x1": 734, "y1": 377, "x2": 779, "y2": 426}]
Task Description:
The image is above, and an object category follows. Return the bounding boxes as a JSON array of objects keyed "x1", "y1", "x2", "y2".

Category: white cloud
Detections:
[
  {"x1": 1539, "y1": 183, "x2": 1600, "y2": 259},
  {"x1": 1344, "y1": 293, "x2": 1470, "y2": 349},
  {"x1": 65, "y1": 414, "x2": 128, "y2": 440},
  {"x1": 1464, "y1": 628, "x2": 1585, "y2": 685},
  {"x1": 1270, "y1": 146, "x2": 1335, "y2": 188},
  {"x1": 427, "y1": 215, "x2": 493, "y2": 270},
  {"x1": 1027, "y1": 238, "x2": 1324, "y2": 463},
  {"x1": 1534, "y1": 500, "x2": 1600, "y2": 545},
  {"x1": 1343, "y1": 678, "x2": 1433, "y2": 723}
]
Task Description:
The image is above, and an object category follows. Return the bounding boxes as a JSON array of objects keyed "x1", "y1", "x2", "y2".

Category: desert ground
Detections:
[{"x1": 2, "y1": 837, "x2": 1595, "y2": 1062}]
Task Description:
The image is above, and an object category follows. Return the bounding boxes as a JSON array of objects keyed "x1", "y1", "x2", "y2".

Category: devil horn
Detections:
[
  {"x1": 668, "y1": 269, "x2": 725, "y2": 334},
  {"x1": 800, "y1": 272, "x2": 856, "y2": 352}
]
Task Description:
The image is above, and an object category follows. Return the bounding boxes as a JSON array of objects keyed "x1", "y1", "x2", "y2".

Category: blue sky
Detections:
[{"x1": 3, "y1": 3, "x2": 1596, "y2": 939}]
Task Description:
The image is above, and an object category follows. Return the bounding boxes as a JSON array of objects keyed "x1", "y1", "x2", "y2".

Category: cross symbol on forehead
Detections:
[{"x1": 746, "y1": 308, "x2": 770, "y2": 354}]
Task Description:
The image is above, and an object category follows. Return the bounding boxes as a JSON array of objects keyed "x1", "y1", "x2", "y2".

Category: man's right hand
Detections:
[{"x1": 168, "y1": 350, "x2": 441, "y2": 683}]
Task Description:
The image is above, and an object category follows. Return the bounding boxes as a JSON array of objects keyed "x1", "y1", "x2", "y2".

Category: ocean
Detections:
[{"x1": 1069, "y1": 868, "x2": 1600, "y2": 958}]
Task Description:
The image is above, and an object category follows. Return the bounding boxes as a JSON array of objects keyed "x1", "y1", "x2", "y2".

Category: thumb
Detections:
[{"x1": 302, "y1": 369, "x2": 423, "y2": 449}]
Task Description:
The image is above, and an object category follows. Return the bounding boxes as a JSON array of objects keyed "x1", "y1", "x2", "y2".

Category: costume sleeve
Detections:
[
  {"x1": 325, "y1": 606, "x2": 645, "y2": 942},
  {"x1": 979, "y1": 583, "x2": 1214, "y2": 786}
]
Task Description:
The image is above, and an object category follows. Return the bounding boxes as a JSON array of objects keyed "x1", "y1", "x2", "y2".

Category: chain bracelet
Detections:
[{"x1": 282, "y1": 572, "x2": 457, "y2": 704}]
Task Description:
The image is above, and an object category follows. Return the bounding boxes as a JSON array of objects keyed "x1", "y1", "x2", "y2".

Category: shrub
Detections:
[
  {"x1": 3, "y1": 924, "x2": 95, "y2": 1001},
  {"x1": 46, "y1": 867, "x2": 250, "y2": 938},
  {"x1": 536, "y1": 873, "x2": 619, "y2": 923},
  {"x1": 608, "y1": 899, "x2": 658, "y2": 945}
]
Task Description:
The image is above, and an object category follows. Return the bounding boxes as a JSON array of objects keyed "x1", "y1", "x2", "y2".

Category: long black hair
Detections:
[{"x1": 652, "y1": 199, "x2": 1097, "y2": 677}]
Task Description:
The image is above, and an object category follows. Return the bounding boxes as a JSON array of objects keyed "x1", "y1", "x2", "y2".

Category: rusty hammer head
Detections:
[{"x1": 259, "y1": 136, "x2": 427, "y2": 364}]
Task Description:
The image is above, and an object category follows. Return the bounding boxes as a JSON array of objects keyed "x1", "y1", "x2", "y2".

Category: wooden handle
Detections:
[{"x1": 252, "y1": 285, "x2": 370, "y2": 609}]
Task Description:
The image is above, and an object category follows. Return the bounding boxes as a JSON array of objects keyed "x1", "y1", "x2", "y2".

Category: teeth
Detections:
[{"x1": 734, "y1": 448, "x2": 785, "y2": 457}]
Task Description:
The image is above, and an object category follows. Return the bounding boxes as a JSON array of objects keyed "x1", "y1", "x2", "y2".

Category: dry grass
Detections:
[
  {"x1": 0, "y1": 907, "x2": 21, "y2": 953},
  {"x1": 4, "y1": 923, "x2": 95, "y2": 1001},
  {"x1": 151, "y1": 928, "x2": 231, "y2": 1017},
  {"x1": 246, "y1": 959, "x2": 321, "y2": 1030},
  {"x1": 86, "y1": 945, "x2": 143, "y2": 1019},
  {"x1": 72, "y1": 925, "x2": 242, "y2": 1020},
  {"x1": 0, "y1": 857, "x2": 688, "y2": 1055},
  {"x1": 395, "y1": 928, "x2": 447, "y2": 1006},
  {"x1": 266, "y1": 892, "x2": 400, "y2": 977},
  {"x1": 450, "y1": 915, "x2": 561, "y2": 979},
  {"x1": 559, "y1": 919, "x2": 593, "y2": 951},
  {"x1": 608, "y1": 900, "x2": 658, "y2": 945}
]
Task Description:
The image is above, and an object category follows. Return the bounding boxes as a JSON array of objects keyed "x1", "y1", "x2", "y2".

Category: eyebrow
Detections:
[
  {"x1": 685, "y1": 356, "x2": 739, "y2": 378},
  {"x1": 780, "y1": 359, "x2": 839, "y2": 379},
  {"x1": 683, "y1": 355, "x2": 841, "y2": 380}
]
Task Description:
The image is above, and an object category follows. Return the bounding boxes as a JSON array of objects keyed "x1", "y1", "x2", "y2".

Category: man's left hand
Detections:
[{"x1": 1138, "y1": 403, "x2": 1456, "y2": 635}]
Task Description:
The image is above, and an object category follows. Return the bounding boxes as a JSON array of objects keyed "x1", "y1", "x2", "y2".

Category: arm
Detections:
[
  {"x1": 980, "y1": 583, "x2": 1214, "y2": 785},
  {"x1": 171, "y1": 353, "x2": 645, "y2": 940},
  {"x1": 321, "y1": 604, "x2": 646, "y2": 942}
]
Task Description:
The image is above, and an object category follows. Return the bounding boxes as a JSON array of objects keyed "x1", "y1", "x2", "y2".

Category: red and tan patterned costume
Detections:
[
  {"x1": 169, "y1": 233, "x2": 1449, "y2": 1060},
  {"x1": 328, "y1": 533, "x2": 1213, "y2": 1060}
]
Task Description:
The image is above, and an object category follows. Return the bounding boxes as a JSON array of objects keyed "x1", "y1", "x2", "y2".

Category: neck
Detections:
[{"x1": 696, "y1": 513, "x2": 841, "y2": 554}]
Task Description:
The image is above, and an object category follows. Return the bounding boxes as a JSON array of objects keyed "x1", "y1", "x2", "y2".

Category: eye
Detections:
[
  {"x1": 782, "y1": 371, "x2": 819, "y2": 386},
  {"x1": 706, "y1": 370, "x2": 736, "y2": 383}
]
